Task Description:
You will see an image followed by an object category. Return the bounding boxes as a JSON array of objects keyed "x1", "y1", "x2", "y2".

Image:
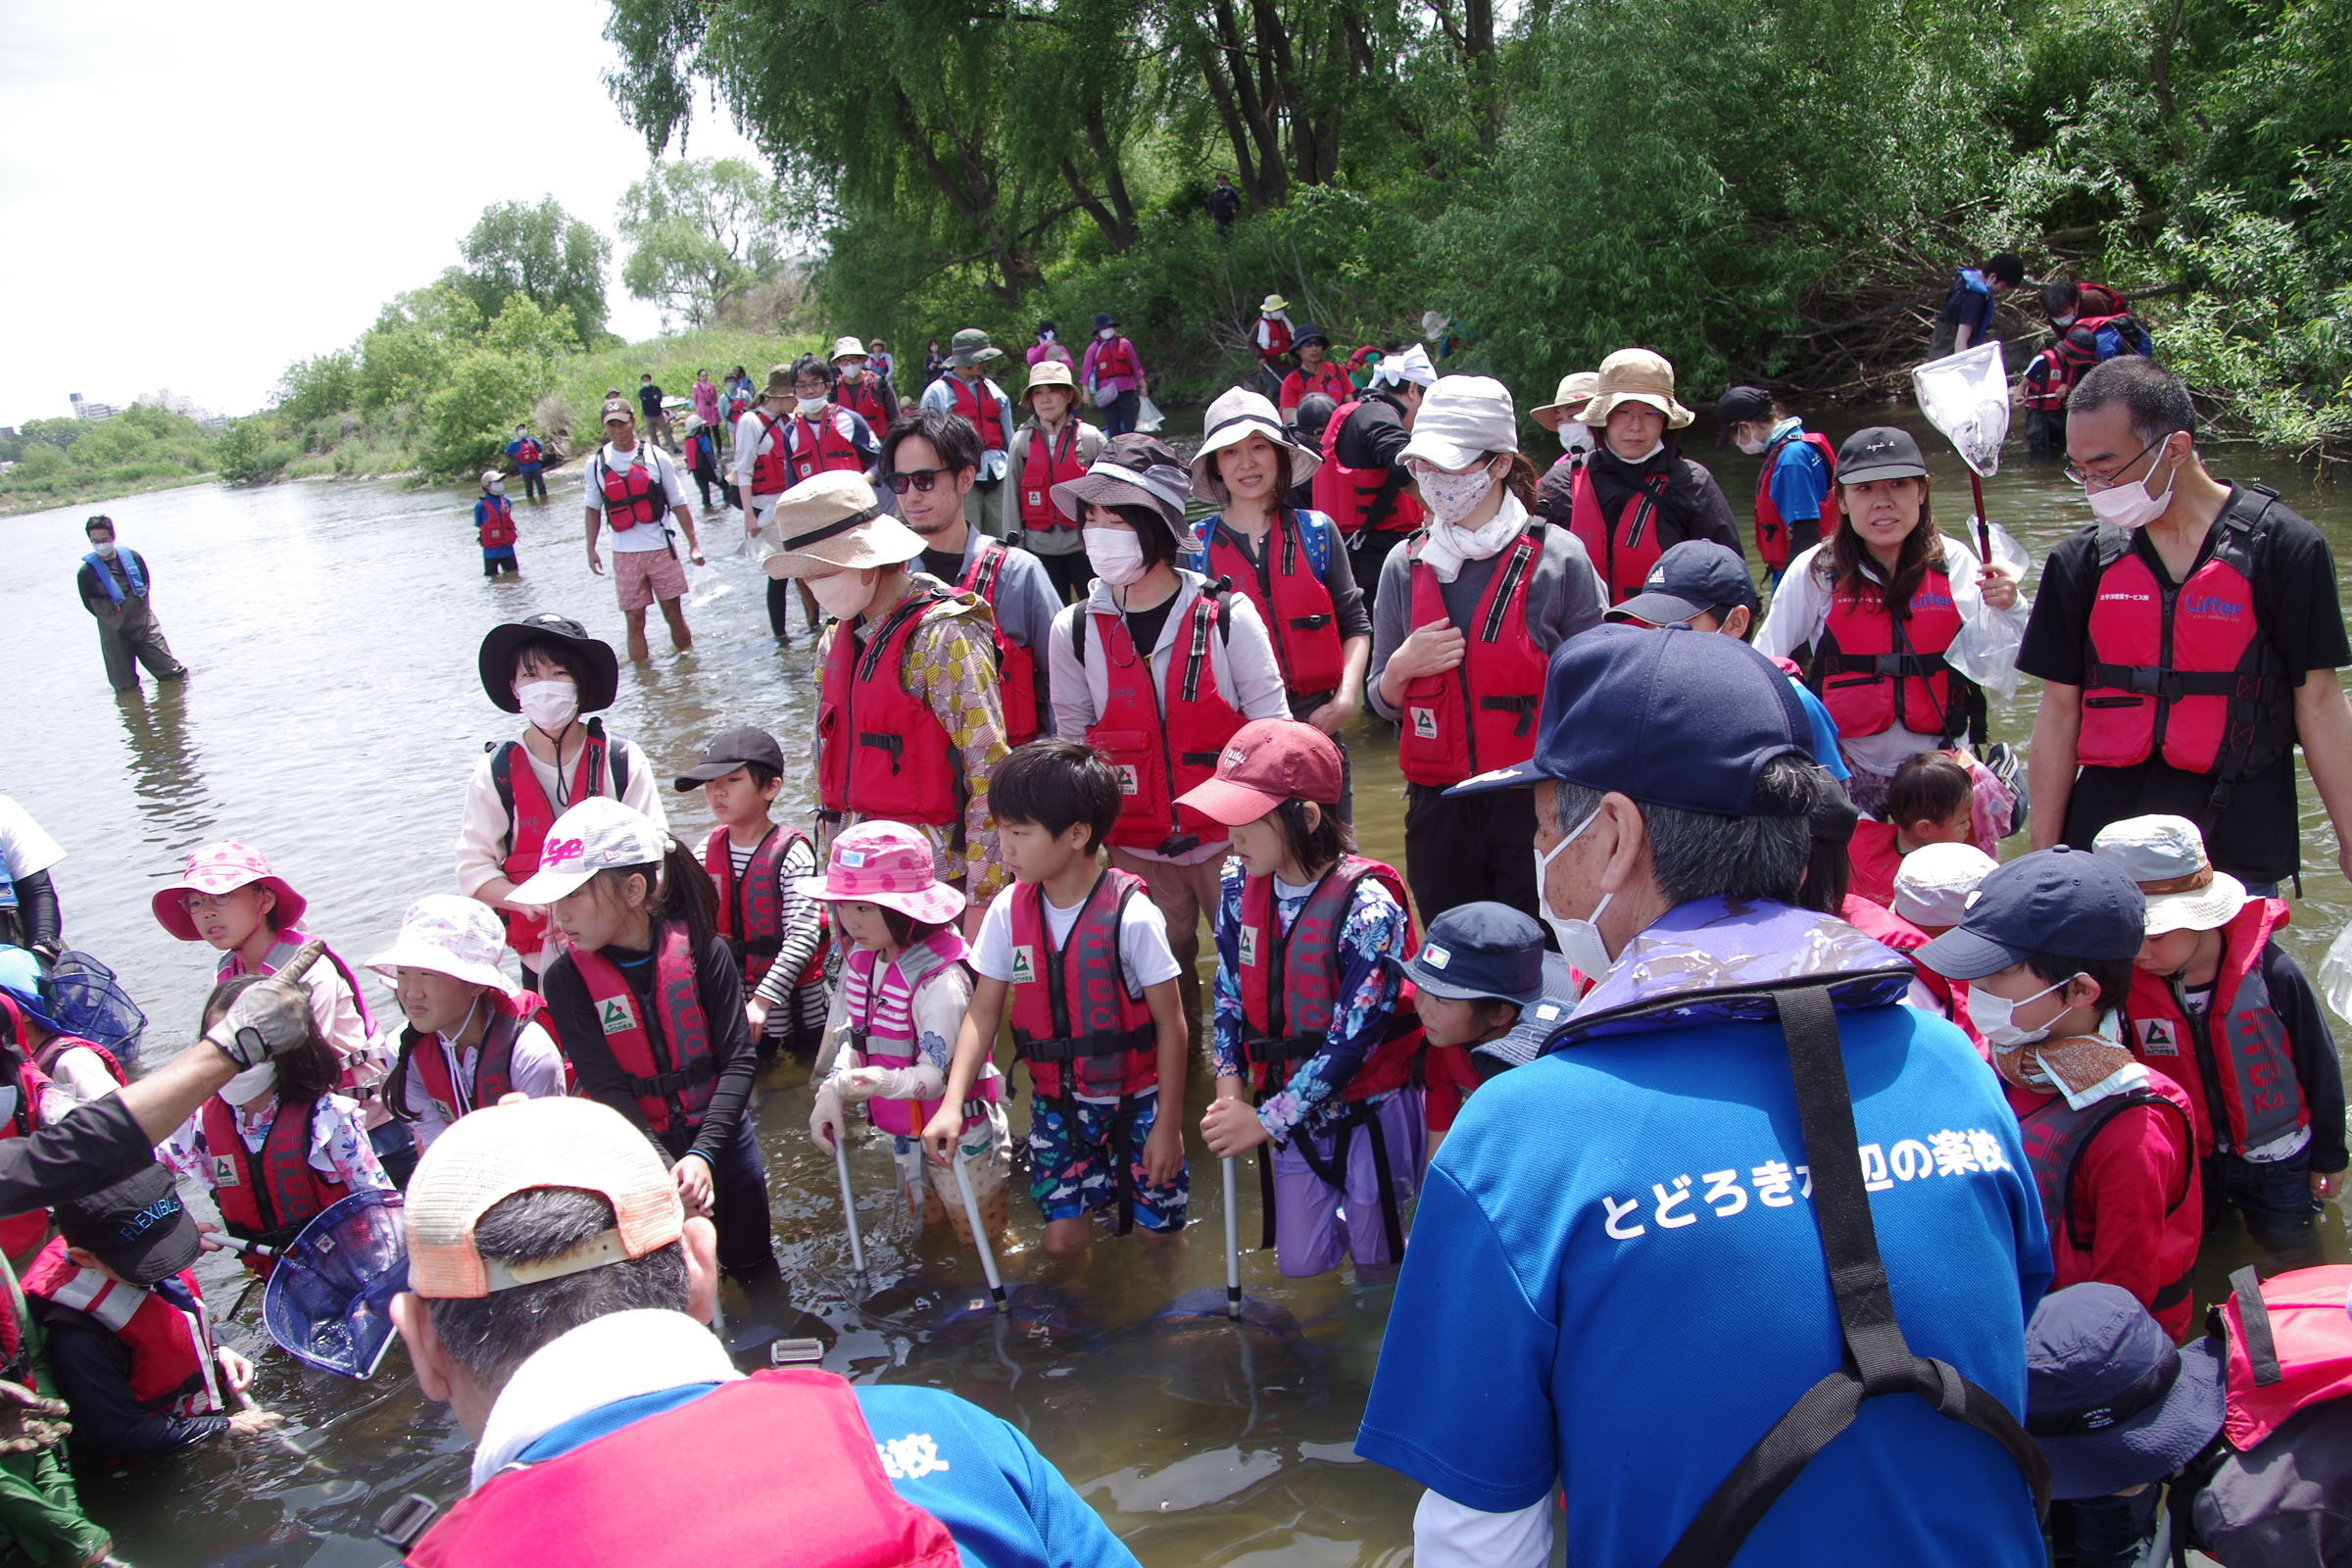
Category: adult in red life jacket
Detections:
[
  {"x1": 1187, "y1": 721, "x2": 1424, "y2": 1278},
  {"x1": 1559, "y1": 349, "x2": 1742, "y2": 606},
  {"x1": 2091, "y1": 814, "x2": 2346, "y2": 1255},
  {"x1": 733, "y1": 367, "x2": 825, "y2": 645},
  {"x1": 1000, "y1": 359, "x2": 1103, "y2": 604},
  {"x1": 1185, "y1": 388, "x2": 1372, "y2": 811},
  {"x1": 1715, "y1": 385, "x2": 1836, "y2": 583},
  {"x1": 1079, "y1": 313, "x2": 1149, "y2": 439},
  {"x1": 882, "y1": 407, "x2": 1059, "y2": 747},
  {"x1": 1251, "y1": 294, "x2": 1295, "y2": 399},
  {"x1": 367, "y1": 896, "x2": 566, "y2": 1157},
  {"x1": 1528, "y1": 369, "x2": 1600, "y2": 531},
  {"x1": 459, "y1": 614, "x2": 667, "y2": 985},
  {"x1": 510, "y1": 799, "x2": 779, "y2": 1291},
  {"x1": 1757, "y1": 425, "x2": 2026, "y2": 817},
  {"x1": 1045, "y1": 435, "x2": 1289, "y2": 1044},
  {"x1": 2022, "y1": 357, "x2": 2352, "y2": 894},
  {"x1": 504, "y1": 423, "x2": 548, "y2": 504},
  {"x1": 385, "y1": 1097, "x2": 1142, "y2": 1568},
  {"x1": 1315, "y1": 343, "x2": 1436, "y2": 619},
  {"x1": 779, "y1": 354, "x2": 881, "y2": 488},
  {"x1": 472, "y1": 470, "x2": 519, "y2": 578},
  {"x1": 27, "y1": 1161, "x2": 279, "y2": 1460},
  {"x1": 765, "y1": 472, "x2": 1013, "y2": 924},
  {"x1": 916, "y1": 329, "x2": 1017, "y2": 537},
  {"x1": 583, "y1": 398, "x2": 704, "y2": 662},
  {"x1": 1366, "y1": 375, "x2": 1606, "y2": 926},
  {"x1": 1915, "y1": 849, "x2": 2202, "y2": 1340},
  {"x1": 1276, "y1": 323, "x2": 1349, "y2": 420},
  {"x1": 830, "y1": 334, "x2": 901, "y2": 439}
]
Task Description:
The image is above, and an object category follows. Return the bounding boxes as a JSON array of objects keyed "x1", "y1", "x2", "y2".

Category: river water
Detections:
[{"x1": 3, "y1": 420, "x2": 2345, "y2": 1566}]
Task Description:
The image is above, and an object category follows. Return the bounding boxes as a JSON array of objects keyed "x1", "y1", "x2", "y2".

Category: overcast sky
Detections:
[{"x1": 0, "y1": 0, "x2": 766, "y2": 425}]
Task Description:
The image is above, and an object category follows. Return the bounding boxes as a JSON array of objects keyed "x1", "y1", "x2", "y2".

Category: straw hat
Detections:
[
  {"x1": 947, "y1": 328, "x2": 1001, "y2": 368},
  {"x1": 1260, "y1": 294, "x2": 1289, "y2": 314},
  {"x1": 1024, "y1": 359, "x2": 1078, "y2": 404},
  {"x1": 1190, "y1": 387, "x2": 1321, "y2": 502},
  {"x1": 761, "y1": 471, "x2": 926, "y2": 579},
  {"x1": 1580, "y1": 348, "x2": 1694, "y2": 429},
  {"x1": 1530, "y1": 370, "x2": 1601, "y2": 433}
]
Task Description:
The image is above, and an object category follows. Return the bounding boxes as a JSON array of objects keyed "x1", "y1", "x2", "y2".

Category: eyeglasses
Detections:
[
  {"x1": 2064, "y1": 434, "x2": 2163, "y2": 491},
  {"x1": 885, "y1": 467, "x2": 955, "y2": 494}
]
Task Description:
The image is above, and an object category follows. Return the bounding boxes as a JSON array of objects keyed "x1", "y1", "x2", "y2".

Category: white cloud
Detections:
[{"x1": 0, "y1": 0, "x2": 766, "y2": 423}]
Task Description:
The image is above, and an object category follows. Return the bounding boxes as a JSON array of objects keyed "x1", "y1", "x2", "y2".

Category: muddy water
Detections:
[{"x1": 0, "y1": 418, "x2": 2342, "y2": 1565}]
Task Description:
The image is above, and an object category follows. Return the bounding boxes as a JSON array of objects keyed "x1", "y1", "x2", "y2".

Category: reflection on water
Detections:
[{"x1": 1, "y1": 424, "x2": 2344, "y2": 1564}]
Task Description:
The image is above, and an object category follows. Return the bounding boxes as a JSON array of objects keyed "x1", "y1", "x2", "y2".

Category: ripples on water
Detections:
[{"x1": 0, "y1": 426, "x2": 2342, "y2": 1565}]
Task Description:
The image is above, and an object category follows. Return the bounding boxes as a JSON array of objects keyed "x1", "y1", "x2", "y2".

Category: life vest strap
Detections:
[
  {"x1": 857, "y1": 731, "x2": 906, "y2": 772},
  {"x1": 1014, "y1": 1025, "x2": 1155, "y2": 1063},
  {"x1": 2230, "y1": 1264, "x2": 2282, "y2": 1384},
  {"x1": 625, "y1": 1062, "x2": 718, "y2": 1100},
  {"x1": 1475, "y1": 693, "x2": 1540, "y2": 737},
  {"x1": 1242, "y1": 1035, "x2": 1318, "y2": 1070},
  {"x1": 1823, "y1": 651, "x2": 1946, "y2": 680},
  {"x1": 2086, "y1": 662, "x2": 2277, "y2": 703}
]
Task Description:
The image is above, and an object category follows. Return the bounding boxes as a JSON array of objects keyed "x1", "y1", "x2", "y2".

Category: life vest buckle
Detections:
[
  {"x1": 376, "y1": 1494, "x2": 442, "y2": 1551},
  {"x1": 857, "y1": 731, "x2": 906, "y2": 775}
]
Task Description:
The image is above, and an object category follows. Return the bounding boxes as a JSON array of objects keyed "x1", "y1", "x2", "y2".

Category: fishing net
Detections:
[
  {"x1": 43, "y1": 952, "x2": 147, "y2": 1064},
  {"x1": 1911, "y1": 343, "x2": 2011, "y2": 478},
  {"x1": 263, "y1": 1190, "x2": 410, "y2": 1380}
]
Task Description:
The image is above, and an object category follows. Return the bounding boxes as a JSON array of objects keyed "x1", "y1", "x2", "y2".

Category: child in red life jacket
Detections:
[
  {"x1": 1916, "y1": 849, "x2": 2203, "y2": 1340},
  {"x1": 1847, "y1": 751, "x2": 1978, "y2": 907},
  {"x1": 2093, "y1": 814, "x2": 2346, "y2": 1257},
  {"x1": 27, "y1": 1161, "x2": 281, "y2": 1461},
  {"x1": 1890, "y1": 842, "x2": 1997, "y2": 1051},
  {"x1": 510, "y1": 798, "x2": 781, "y2": 1290},
  {"x1": 926, "y1": 740, "x2": 1189, "y2": 1258},
  {"x1": 0, "y1": 946, "x2": 122, "y2": 1103},
  {"x1": 162, "y1": 975, "x2": 394, "y2": 1275},
  {"x1": 1187, "y1": 719, "x2": 1423, "y2": 1278},
  {"x1": 472, "y1": 471, "x2": 519, "y2": 577},
  {"x1": 1715, "y1": 385, "x2": 1836, "y2": 585},
  {"x1": 805, "y1": 822, "x2": 1009, "y2": 1244},
  {"x1": 366, "y1": 896, "x2": 566, "y2": 1156},
  {"x1": 151, "y1": 842, "x2": 384, "y2": 1102},
  {"x1": 675, "y1": 726, "x2": 828, "y2": 1064},
  {"x1": 1403, "y1": 903, "x2": 1576, "y2": 1168}
]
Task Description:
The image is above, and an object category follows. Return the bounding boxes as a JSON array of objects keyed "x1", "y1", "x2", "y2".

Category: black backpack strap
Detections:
[{"x1": 1660, "y1": 986, "x2": 2050, "y2": 1568}]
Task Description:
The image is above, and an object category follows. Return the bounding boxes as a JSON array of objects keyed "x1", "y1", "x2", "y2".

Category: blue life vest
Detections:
[
  {"x1": 1951, "y1": 269, "x2": 1997, "y2": 338},
  {"x1": 82, "y1": 551, "x2": 147, "y2": 606}
]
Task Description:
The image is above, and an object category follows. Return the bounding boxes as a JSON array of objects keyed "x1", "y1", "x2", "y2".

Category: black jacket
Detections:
[
  {"x1": 1536, "y1": 443, "x2": 1740, "y2": 557},
  {"x1": 76, "y1": 552, "x2": 152, "y2": 616}
]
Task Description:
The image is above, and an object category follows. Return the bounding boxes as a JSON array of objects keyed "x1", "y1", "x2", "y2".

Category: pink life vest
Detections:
[{"x1": 840, "y1": 931, "x2": 1000, "y2": 1138}]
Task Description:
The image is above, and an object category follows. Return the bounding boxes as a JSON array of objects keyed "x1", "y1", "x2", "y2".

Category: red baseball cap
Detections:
[{"x1": 1176, "y1": 717, "x2": 1342, "y2": 825}]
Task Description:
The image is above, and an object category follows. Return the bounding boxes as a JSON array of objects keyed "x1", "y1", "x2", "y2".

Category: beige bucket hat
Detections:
[
  {"x1": 1023, "y1": 359, "x2": 1078, "y2": 404},
  {"x1": 828, "y1": 335, "x2": 869, "y2": 364},
  {"x1": 1531, "y1": 370, "x2": 1602, "y2": 433},
  {"x1": 1190, "y1": 386, "x2": 1321, "y2": 502},
  {"x1": 760, "y1": 471, "x2": 927, "y2": 579},
  {"x1": 1580, "y1": 348, "x2": 1694, "y2": 429}
]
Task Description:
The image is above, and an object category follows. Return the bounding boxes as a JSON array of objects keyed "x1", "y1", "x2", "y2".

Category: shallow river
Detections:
[{"x1": 2, "y1": 416, "x2": 2345, "y2": 1565}]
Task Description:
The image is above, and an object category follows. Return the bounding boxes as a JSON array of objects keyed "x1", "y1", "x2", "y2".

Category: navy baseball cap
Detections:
[
  {"x1": 1713, "y1": 385, "x2": 1774, "y2": 446},
  {"x1": 1914, "y1": 847, "x2": 2146, "y2": 981},
  {"x1": 1446, "y1": 624, "x2": 1813, "y2": 815},
  {"x1": 2025, "y1": 1283, "x2": 2224, "y2": 1499},
  {"x1": 1405, "y1": 903, "x2": 1554, "y2": 1005},
  {"x1": 56, "y1": 1161, "x2": 201, "y2": 1285},
  {"x1": 1606, "y1": 540, "x2": 1761, "y2": 629}
]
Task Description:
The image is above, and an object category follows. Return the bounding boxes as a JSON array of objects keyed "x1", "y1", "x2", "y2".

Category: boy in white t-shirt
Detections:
[
  {"x1": 926, "y1": 739, "x2": 1190, "y2": 1257},
  {"x1": 581, "y1": 399, "x2": 705, "y2": 662}
]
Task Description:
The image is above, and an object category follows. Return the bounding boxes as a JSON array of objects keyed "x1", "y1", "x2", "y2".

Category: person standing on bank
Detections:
[
  {"x1": 1562, "y1": 349, "x2": 1741, "y2": 606},
  {"x1": 690, "y1": 368, "x2": 719, "y2": 431},
  {"x1": 2020, "y1": 357, "x2": 2352, "y2": 894},
  {"x1": 582, "y1": 399, "x2": 704, "y2": 662},
  {"x1": 1001, "y1": 360, "x2": 1104, "y2": 605},
  {"x1": 504, "y1": 423, "x2": 548, "y2": 503},
  {"x1": 883, "y1": 408, "x2": 1060, "y2": 745},
  {"x1": 76, "y1": 515, "x2": 188, "y2": 694},
  {"x1": 1716, "y1": 384, "x2": 1837, "y2": 584},
  {"x1": 1316, "y1": 344, "x2": 1439, "y2": 619},
  {"x1": 1251, "y1": 296, "x2": 1295, "y2": 399},
  {"x1": 830, "y1": 335, "x2": 899, "y2": 437},
  {"x1": 636, "y1": 372, "x2": 669, "y2": 447},
  {"x1": 472, "y1": 471, "x2": 520, "y2": 577},
  {"x1": 1276, "y1": 324, "x2": 1348, "y2": 421},
  {"x1": 1359, "y1": 626, "x2": 2051, "y2": 1568},
  {"x1": 1026, "y1": 319, "x2": 1074, "y2": 369},
  {"x1": 1756, "y1": 426, "x2": 2024, "y2": 816},
  {"x1": 918, "y1": 329, "x2": 1018, "y2": 537},
  {"x1": 1366, "y1": 376, "x2": 1605, "y2": 926},
  {"x1": 1080, "y1": 315, "x2": 1149, "y2": 440}
]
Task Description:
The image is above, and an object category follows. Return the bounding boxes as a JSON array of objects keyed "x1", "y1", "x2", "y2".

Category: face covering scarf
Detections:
[{"x1": 1418, "y1": 484, "x2": 1528, "y2": 585}]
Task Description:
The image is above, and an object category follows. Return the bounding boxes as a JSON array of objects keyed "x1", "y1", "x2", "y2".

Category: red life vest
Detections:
[
  {"x1": 22, "y1": 1238, "x2": 224, "y2": 1419},
  {"x1": 1567, "y1": 464, "x2": 1673, "y2": 604},
  {"x1": 841, "y1": 932, "x2": 998, "y2": 1138},
  {"x1": 1751, "y1": 429, "x2": 1838, "y2": 573},
  {"x1": 790, "y1": 408, "x2": 865, "y2": 483},
  {"x1": 2012, "y1": 1071, "x2": 2199, "y2": 1331},
  {"x1": 2078, "y1": 489, "x2": 2293, "y2": 780},
  {"x1": 392, "y1": 992, "x2": 555, "y2": 1127},
  {"x1": 1396, "y1": 525, "x2": 1546, "y2": 788},
  {"x1": 2218, "y1": 1263, "x2": 2352, "y2": 1450},
  {"x1": 702, "y1": 826, "x2": 825, "y2": 995},
  {"x1": 514, "y1": 437, "x2": 542, "y2": 466},
  {"x1": 1004, "y1": 869, "x2": 1158, "y2": 1102},
  {"x1": 2072, "y1": 282, "x2": 2128, "y2": 318},
  {"x1": 1838, "y1": 892, "x2": 1927, "y2": 955},
  {"x1": 1235, "y1": 858, "x2": 1425, "y2": 1100},
  {"x1": 838, "y1": 377, "x2": 890, "y2": 431},
  {"x1": 477, "y1": 494, "x2": 517, "y2": 550},
  {"x1": 1280, "y1": 363, "x2": 1349, "y2": 409},
  {"x1": 491, "y1": 729, "x2": 616, "y2": 956},
  {"x1": 405, "y1": 1369, "x2": 960, "y2": 1568},
  {"x1": 1256, "y1": 318, "x2": 1293, "y2": 361},
  {"x1": 214, "y1": 929, "x2": 378, "y2": 1041},
  {"x1": 2121, "y1": 896, "x2": 2307, "y2": 1158},
  {"x1": 1204, "y1": 511, "x2": 1346, "y2": 698},
  {"x1": 30, "y1": 1033, "x2": 124, "y2": 1088},
  {"x1": 2020, "y1": 350, "x2": 2071, "y2": 414},
  {"x1": 199, "y1": 1094, "x2": 351, "y2": 1267},
  {"x1": 945, "y1": 376, "x2": 1006, "y2": 453},
  {"x1": 1016, "y1": 422, "x2": 1086, "y2": 532},
  {"x1": 599, "y1": 451, "x2": 665, "y2": 531},
  {"x1": 1311, "y1": 401, "x2": 1425, "y2": 537},
  {"x1": 1846, "y1": 819, "x2": 1903, "y2": 908},
  {"x1": 1092, "y1": 336, "x2": 1138, "y2": 381},
  {"x1": 1806, "y1": 553, "x2": 1969, "y2": 740},
  {"x1": 0, "y1": 1055, "x2": 47, "y2": 1258},
  {"x1": 956, "y1": 541, "x2": 1040, "y2": 746},
  {"x1": 748, "y1": 409, "x2": 794, "y2": 497},
  {"x1": 567, "y1": 923, "x2": 718, "y2": 1139},
  {"x1": 815, "y1": 591, "x2": 966, "y2": 827},
  {"x1": 1083, "y1": 587, "x2": 1249, "y2": 852}
]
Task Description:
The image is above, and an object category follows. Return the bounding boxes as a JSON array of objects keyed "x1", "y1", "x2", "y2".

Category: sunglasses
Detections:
[{"x1": 885, "y1": 467, "x2": 956, "y2": 494}]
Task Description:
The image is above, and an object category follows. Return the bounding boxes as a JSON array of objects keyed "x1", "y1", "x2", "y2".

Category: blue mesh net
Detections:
[
  {"x1": 263, "y1": 1190, "x2": 410, "y2": 1380},
  {"x1": 43, "y1": 951, "x2": 147, "y2": 1065}
]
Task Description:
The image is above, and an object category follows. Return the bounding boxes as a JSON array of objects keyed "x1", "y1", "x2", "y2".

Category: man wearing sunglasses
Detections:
[{"x1": 2020, "y1": 357, "x2": 2352, "y2": 895}]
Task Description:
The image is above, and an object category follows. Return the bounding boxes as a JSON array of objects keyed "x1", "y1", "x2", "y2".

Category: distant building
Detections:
[{"x1": 69, "y1": 393, "x2": 119, "y2": 422}]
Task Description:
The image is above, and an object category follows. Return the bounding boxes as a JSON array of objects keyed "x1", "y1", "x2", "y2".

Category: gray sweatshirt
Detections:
[{"x1": 1366, "y1": 513, "x2": 1607, "y2": 723}]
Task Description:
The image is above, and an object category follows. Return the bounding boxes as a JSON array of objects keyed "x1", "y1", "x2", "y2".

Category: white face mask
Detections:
[
  {"x1": 92, "y1": 541, "x2": 118, "y2": 559},
  {"x1": 1417, "y1": 460, "x2": 1500, "y2": 527},
  {"x1": 2085, "y1": 445, "x2": 2178, "y2": 530},
  {"x1": 1735, "y1": 433, "x2": 1768, "y2": 457},
  {"x1": 838, "y1": 365, "x2": 862, "y2": 382},
  {"x1": 1084, "y1": 527, "x2": 1151, "y2": 587},
  {"x1": 1534, "y1": 802, "x2": 1613, "y2": 983},
  {"x1": 1965, "y1": 974, "x2": 2075, "y2": 1052},
  {"x1": 515, "y1": 679, "x2": 580, "y2": 734},
  {"x1": 1561, "y1": 424, "x2": 1595, "y2": 459},
  {"x1": 1097, "y1": 327, "x2": 1115, "y2": 341},
  {"x1": 223, "y1": 1059, "x2": 278, "y2": 1103},
  {"x1": 796, "y1": 395, "x2": 828, "y2": 416},
  {"x1": 487, "y1": 478, "x2": 505, "y2": 494},
  {"x1": 808, "y1": 571, "x2": 877, "y2": 621}
]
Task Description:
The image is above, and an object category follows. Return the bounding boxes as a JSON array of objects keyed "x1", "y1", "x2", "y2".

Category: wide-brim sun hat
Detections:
[
  {"x1": 1190, "y1": 387, "x2": 1322, "y2": 503},
  {"x1": 1398, "y1": 375, "x2": 1518, "y2": 472},
  {"x1": 1050, "y1": 432, "x2": 1195, "y2": 545},
  {"x1": 947, "y1": 328, "x2": 1001, "y2": 368},
  {"x1": 152, "y1": 842, "x2": 308, "y2": 942},
  {"x1": 762, "y1": 471, "x2": 928, "y2": 580},
  {"x1": 1580, "y1": 348, "x2": 1695, "y2": 429},
  {"x1": 794, "y1": 820, "x2": 966, "y2": 925},
  {"x1": 828, "y1": 335, "x2": 867, "y2": 364},
  {"x1": 2090, "y1": 813, "x2": 2251, "y2": 935},
  {"x1": 1260, "y1": 294, "x2": 1289, "y2": 313},
  {"x1": 1530, "y1": 370, "x2": 1601, "y2": 433},
  {"x1": 2027, "y1": 1282, "x2": 2228, "y2": 1499},
  {"x1": 1024, "y1": 360, "x2": 1078, "y2": 402},
  {"x1": 478, "y1": 613, "x2": 621, "y2": 715},
  {"x1": 365, "y1": 893, "x2": 519, "y2": 996}
]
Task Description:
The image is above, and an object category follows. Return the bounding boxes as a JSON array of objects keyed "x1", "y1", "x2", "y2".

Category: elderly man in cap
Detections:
[
  {"x1": 917, "y1": 329, "x2": 1017, "y2": 536},
  {"x1": 764, "y1": 471, "x2": 1010, "y2": 918},
  {"x1": 582, "y1": 398, "x2": 704, "y2": 662},
  {"x1": 1356, "y1": 626, "x2": 2052, "y2": 1568},
  {"x1": 829, "y1": 335, "x2": 899, "y2": 435},
  {"x1": 384, "y1": 1096, "x2": 1141, "y2": 1567}
]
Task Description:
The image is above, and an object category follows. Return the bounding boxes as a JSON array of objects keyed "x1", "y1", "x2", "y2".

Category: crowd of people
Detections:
[{"x1": 23, "y1": 303, "x2": 2352, "y2": 1565}]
